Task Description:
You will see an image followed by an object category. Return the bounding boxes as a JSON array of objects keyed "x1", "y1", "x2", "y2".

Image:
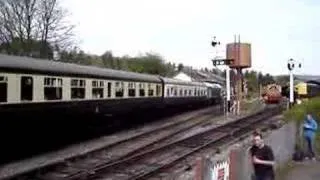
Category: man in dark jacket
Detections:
[{"x1": 250, "y1": 132, "x2": 275, "y2": 180}]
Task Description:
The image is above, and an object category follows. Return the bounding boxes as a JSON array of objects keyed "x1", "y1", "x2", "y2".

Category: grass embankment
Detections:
[
  {"x1": 283, "y1": 97, "x2": 320, "y2": 152},
  {"x1": 241, "y1": 97, "x2": 264, "y2": 114},
  {"x1": 275, "y1": 97, "x2": 320, "y2": 179}
]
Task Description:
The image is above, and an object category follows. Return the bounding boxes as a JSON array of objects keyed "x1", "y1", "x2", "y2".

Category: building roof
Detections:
[
  {"x1": 203, "y1": 82, "x2": 222, "y2": 88},
  {"x1": 305, "y1": 79, "x2": 320, "y2": 85},
  {"x1": 161, "y1": 77, "x2": 206, "y2": 86},
  {"x1": 173, "y1": 72, "x2": 192, "y2": 82},
  {"x1": 295, "y1": 75, "x2": 320, "y2": 82},
  {"x1": 178, "y1": 68, "x2": 225, "y2": 85},
  {"x1": 293, "y1": 75, "x2": 320, "y2": 86}
]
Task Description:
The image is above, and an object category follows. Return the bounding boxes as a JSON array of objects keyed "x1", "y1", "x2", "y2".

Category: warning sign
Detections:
[
  {"x1": 218, "y1": 168, "x2": 225, "y2": 180},
  {"x1": 210, "y1": 159, "x2": 229, "y2": 180}
]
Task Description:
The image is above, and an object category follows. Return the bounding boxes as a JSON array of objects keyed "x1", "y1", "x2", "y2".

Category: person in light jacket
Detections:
[{"x1": 303, "y1": 113, "x2": 318, "y2": 160}]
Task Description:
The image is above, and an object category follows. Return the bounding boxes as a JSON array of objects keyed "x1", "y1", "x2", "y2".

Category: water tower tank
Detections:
[{"x1": 226, "y1": 43, "x2": 251, "y2": 68}]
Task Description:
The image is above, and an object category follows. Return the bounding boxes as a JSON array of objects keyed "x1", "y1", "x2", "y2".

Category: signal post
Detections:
[
  {"x1": 212, "y1": 59, "x2": 234, "y2": 115},
  {"x1": 287, "y1": 58, "x2": 301, "y2": 108},
  {"x1": 211, "y1": 37, "x2": 234, "y2": 116}
]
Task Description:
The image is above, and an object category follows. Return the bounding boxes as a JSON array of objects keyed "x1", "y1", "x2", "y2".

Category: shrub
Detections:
[{"x1": 284, "y1": 97, "x2": 320, "y2": 122}]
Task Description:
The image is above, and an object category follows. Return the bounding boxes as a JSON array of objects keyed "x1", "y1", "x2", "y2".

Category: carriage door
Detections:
[
  {"x1": 0, "y1": 76, "x2": 8, "y2": 102},
  {"x1": 20, "y1": 76, "x2": 33, "y2": 101}
]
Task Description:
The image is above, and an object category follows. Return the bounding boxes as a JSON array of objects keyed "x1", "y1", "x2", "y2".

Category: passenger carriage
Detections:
[{"x1": 0, "y1": 54, "x2": 222, "y2": 119}]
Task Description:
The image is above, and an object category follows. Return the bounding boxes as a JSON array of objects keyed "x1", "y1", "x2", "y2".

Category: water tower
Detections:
[{"x1": 226, "y1": 35, "x2": 252, "y2": 114}]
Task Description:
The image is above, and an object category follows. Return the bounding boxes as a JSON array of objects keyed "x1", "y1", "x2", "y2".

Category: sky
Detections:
[{"x1": 62, "y1": 0, "x2": 320, "y2": 76}]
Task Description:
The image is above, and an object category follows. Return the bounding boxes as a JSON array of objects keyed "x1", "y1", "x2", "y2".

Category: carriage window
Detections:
[
  {"x1": 80, "y1": 80, "x2": 85, "y2": 87},
  {"x1": 194, "y1": 89, "x2": 197, "y2": 96},
  {"x1": 156, "y1": 85, "x2": 161, "y2": 96},
  {"x1": 179, "y1": 89, "x2": 183, "y2": 96},
  {"x1": 174, "y1": 88, "x2": 177, "y2": 96},
  {"x1": 115, "y1": 81, "x2": 124, "y2": 97},
  {"x1": 184, "y1": 89, "x2": 188, "y2": 96},
  {"x1": 44, "y1": 77, "x2": 62, "y2": 100},
  {"x1": 71, "y1": 79, "x2": 77, "y2": 86},
  {"x1": 167, "y1": 88, "x2": 170, "y2": 96},
  {"x1": 107, "y1": 82, "x2": 111, "y2": 97},
  {"x1": 71, "y1": 79, "x2": 85, "y2": 99},
  {"x1": 92, "y1": 80, "x2": 104, "y2": 99},
  {"x1": 128, "y1": 82, "x2": 136, "y2": 97},
  {"x1": 0, "y1": 76, "x2": 8, "y2": 102},
  {"x1": 21, "y1": 76, "x2": 33, "y2": 101},
  {"x1": 189, "y1": 90, "x2": 192, "y2": 96},
  {"x1": 139, "y1": 83, "x2": 145, "y2": 97},
  {"x1": 148, "y1": 83, "x2": 154, "y2": 96}
]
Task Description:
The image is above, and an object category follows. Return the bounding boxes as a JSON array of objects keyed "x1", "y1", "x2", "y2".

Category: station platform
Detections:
[{"x1": 281, "y1": 160, "x2": 320, "y2": 180}]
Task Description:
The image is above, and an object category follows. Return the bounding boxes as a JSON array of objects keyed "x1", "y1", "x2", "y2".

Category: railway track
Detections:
[
  {"x1": 85, "y1": 106, "x2": 281, "y2": 180},
  {"x1": 17, "y1": 105, "x2": 280, "y2": 180},
  {"x1": 4, "y1": 106, "x2": 223, "y2": 180}
]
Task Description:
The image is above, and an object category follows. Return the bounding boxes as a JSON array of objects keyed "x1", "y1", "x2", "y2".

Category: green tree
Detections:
[
  {"x1": 275, "y1": 75, "x2": 289, "y2": 86},
  {"x1": 177, "y1": 63, "x2": 184, "y2": 72},
  {"x1": 244, "y1": 70, "x2": 259, "y2": 93},
  {"x1": 261, "y1": 73, "x2": 275, "y2": 86},
  {"x1": 101, "y1": 51, "x2": 114, "y2": 68}
]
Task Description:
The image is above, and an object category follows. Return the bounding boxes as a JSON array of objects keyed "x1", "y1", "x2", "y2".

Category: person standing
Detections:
[
  {"x1": 303, "y1": 113, "x2": 318, "y2": 160},
  {"x1": 249, "y1": 131, "x2": 259, "y2": 180},
  {"x1": 250, "y1": 132, "x2": 275, "y2": 180}
]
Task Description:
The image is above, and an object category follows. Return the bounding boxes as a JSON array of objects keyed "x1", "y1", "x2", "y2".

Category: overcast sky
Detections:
[{"x1": 62, "y1": 0, "x2": 320, "y2": 76}]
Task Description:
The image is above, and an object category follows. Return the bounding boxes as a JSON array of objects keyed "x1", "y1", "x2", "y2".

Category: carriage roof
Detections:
[{"x1": 0, "y1": 54, "x2": 161, "y2": 83}]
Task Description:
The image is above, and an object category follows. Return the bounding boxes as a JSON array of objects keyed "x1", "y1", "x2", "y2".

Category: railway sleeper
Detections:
[
  {"x1": 72, "y1": 158, "x2": 104, "y2": 169},
  {"x1": 56, "y1": 166, "x2": 82, "y2": 175},
  {"x1": 179, "y1": 140, "x2": 208, "y2": 148},
  {"x1": 37, "y1": 172, "x2": 69, "y2": 180}
]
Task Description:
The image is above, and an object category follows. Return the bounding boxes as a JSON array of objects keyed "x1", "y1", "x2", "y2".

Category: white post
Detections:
[
  {"x1": 289, "y1": 70, "x2": 294, "y2": 105},
  {"x1": 226, "y1": 66, "x2": 231, "y2": 115}
]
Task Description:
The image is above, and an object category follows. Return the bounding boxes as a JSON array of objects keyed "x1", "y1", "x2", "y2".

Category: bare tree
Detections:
[
  {"x1": 0, "y1": 0, "x2": 76, "y2": 58},
  {"x1": 0, "y1": 0, "x2": 16, "y2": 49},
  {"x1": 23, "y1": 0, "x2": 38, "y2": 44},
  {"x1": 37, "y1": 0, "x2": 75, "y2": 57},
  {"x1": 0, "y1": 0, "x2": 38, "y2": 54}
]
